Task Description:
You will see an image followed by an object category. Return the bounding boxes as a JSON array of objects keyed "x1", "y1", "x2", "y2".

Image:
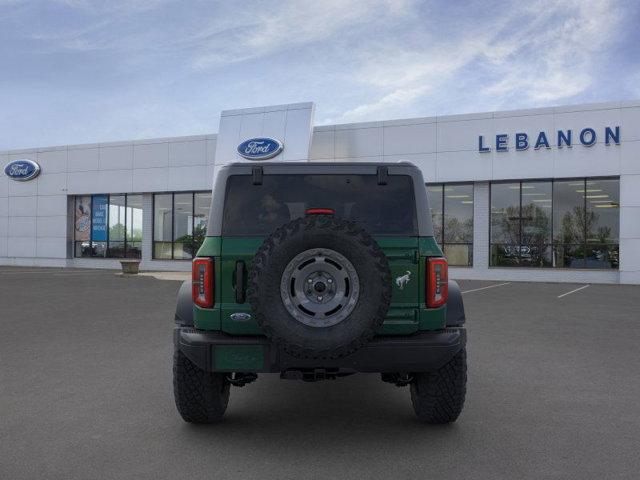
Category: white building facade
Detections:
[{"x1": 1, "y1": 100, "x2": 639, "y2": 284}]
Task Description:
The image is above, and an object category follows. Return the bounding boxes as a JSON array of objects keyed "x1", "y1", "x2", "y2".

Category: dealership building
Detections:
[{"x1": 1, "y1": 100, "x2": 639, "y2": 284}]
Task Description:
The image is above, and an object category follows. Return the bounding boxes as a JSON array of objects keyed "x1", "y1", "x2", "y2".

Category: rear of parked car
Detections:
[{"x1": 174, "y1": 162, "x2": 466, "y2": 424}]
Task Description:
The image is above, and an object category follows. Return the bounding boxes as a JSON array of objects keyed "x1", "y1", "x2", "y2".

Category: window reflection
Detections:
[
  {"x1": 427, "y1": 185, "x2": 443, "y2": 244},
  {"x1": 491, "y1": 178, "x2": 619, "y2": 269},
  {"x1": 126, "y1": 195, "x2": 143, "y2": 259},
  {"x1": 173, "y1": 193, "x2": 193, "y2": 260},
  {"x1": 585, "y1": 178, "x2": 619, "y2": 269},
  {"x1": 490, "y1": 183, "x2": 520, "y2": 267},
  {"x1": 153, "y1": 192, "x2": 211, "y2": 259},
  {"x1": 194, "y1": 193, "x2": 211, "y2": 254},
  {"x1": 444, "y1": 184, "x2": 474, "y2": 243},
  {"x1": 553, "y1": 180, "x2": 586, "y2": 268},
  {"x1": 520, "y1": 181, "x2": 552, "y2": 267},
  {"x1": 427, "y1": 183, "x2": 473, "y2": 266},
  {"x1": 73, "y1": 193, "x2": 143, "y2": 259},
  {"x1": 154, "y1": 194, "x2": 172, "y2": 259},
  {"x1": 586, "y1": 179, "x2": 619, "y2": 243},
  {"x1": 108, "y1": 195, "x2": 126, "y2": 258},
  {"x1": 74, "y1": 196, "x2": 92, "y2": 257}
]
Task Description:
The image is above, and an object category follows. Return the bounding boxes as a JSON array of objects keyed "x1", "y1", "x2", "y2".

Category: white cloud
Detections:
[
  {"x1": 339, "y1": 85, "x2": 429, "y2": 121},
  {"x1": 335, "y1": 0, "x2": 625, "y2": 122},
  {"x1": 481, "y1": 0, "x2": 621, "y2": 105},
  {"x1": 0, "y1": 0, "x2": 634, "y2": 149},
  {"x1": 52, "y1": 0, "x2": 170, "y2": 13},
  {"x1": 190, "y1": 0, "x2": 414, "y2": 69}
]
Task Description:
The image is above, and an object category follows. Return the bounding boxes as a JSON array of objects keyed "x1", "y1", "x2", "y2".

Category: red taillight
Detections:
[
  {"x1": 426, "y1": 257, "x2": 448, "y2": 308},
  {"x1": 305, "y1": 208, "x2": 335, "y2": 215},
  {"x1": 192, "y1": 257, "x2": 214, "y2": 308}
]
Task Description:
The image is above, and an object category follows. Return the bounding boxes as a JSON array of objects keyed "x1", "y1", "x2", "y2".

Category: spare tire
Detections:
[{"x1": 247, "y1": 214, "x2": 391, "y2": 359}]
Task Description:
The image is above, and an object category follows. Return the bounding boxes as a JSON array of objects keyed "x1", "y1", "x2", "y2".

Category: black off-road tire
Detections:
[
  {"x1": 410, "y1": 347, "x2": 467, "y2": 424},
  {"x1": 247, "y1": 214, "x2": 392, "y2": 359},
  {"x1": 173, "y1": 348, "x2": 230, "y2": 423}
]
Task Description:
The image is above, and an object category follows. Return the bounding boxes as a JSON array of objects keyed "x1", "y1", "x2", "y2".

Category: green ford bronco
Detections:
[{"x1": 173, "y1": 162, "x2": 467, "y2": 424}]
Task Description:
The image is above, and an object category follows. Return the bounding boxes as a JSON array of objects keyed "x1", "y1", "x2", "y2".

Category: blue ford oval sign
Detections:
[
  {"x1": 4, "y1": 159, "x2": 41, "y2": 181},
  {"x1": 237, "y1": 137, "x2": 283, "y2": 160}
]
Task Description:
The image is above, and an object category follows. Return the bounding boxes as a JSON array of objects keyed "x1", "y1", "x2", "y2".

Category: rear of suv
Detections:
[{"x1": 173, "y1": 162, "x2": 467, "y2": 424}]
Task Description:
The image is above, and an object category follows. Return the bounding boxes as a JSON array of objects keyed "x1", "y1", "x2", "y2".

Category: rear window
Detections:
[{"x1": 222, "y1": 174, "x2": 417, "y2": 236}]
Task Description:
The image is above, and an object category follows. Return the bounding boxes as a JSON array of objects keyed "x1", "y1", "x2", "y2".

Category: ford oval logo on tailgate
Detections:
[
  {"x1": 237, "y1": 137, "x2": 283, "y2": 160},
  {"x1": 4, "y1": 159, "x2": 41, "y2": 181}
]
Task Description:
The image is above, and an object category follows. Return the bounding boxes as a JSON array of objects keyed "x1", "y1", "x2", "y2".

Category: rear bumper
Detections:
[{"x1": 174, "y1": 327, "x2": 466, "y2": 374}]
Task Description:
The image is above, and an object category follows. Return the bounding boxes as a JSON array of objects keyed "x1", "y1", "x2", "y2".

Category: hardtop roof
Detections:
[{"x1": 207, "y1": 161, "x2": 434, "y2": 237}]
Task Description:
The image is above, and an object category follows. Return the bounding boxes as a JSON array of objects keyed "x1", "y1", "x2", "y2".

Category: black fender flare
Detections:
[
  {"x1": 175, "y1": 280, "x2": 194, "y2": 326},
  {"x1": 446, "y1": 280, "x2": 466, "y2": 327}
]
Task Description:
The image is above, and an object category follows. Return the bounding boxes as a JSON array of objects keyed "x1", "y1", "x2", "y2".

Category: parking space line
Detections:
[
  {"x1": 0, "y1": 270, "x2": 114, "y2": 276},
  {"x1": 52, "y1": 273, "x2": 115, "y2": 276},
  {"x1": 461, "y1": 282, "x2": 511, "y2": 294},
  {"x1": 557, "y1": 284, "x2": 590, "y2": 298},
  {"x1": 0, "y1": 271, "x2": 61, "y2": 275}
]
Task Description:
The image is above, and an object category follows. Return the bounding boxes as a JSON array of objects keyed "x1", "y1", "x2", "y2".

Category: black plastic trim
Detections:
[
  {"x1": 175, "y1": 327, "x2": 466, "y2": 374},
  {"x1": 377, "y1": 165, "x2": 388, "y2": 185},
  {"x1": 252, "y1": 166, "x2": 263, "y2": 185},
  {"x1": 235, "y1": 261, "x2": 246, "y2": 303},
  {"x1": 446, "y1": 280, "x2": 466, "y2": 326},
  {"x1": 174, "y1": 280, "x2": 194, "y2": 327}
]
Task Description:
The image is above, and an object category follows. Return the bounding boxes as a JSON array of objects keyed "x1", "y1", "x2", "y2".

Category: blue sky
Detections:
[{"x1": 1, "y1": 0, "x2": 639, "y2": 150}]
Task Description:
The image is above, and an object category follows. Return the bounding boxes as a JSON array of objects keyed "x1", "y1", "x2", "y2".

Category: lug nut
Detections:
[{"x1": 317, "y1": 296, "x2": 323, "y2": 301}]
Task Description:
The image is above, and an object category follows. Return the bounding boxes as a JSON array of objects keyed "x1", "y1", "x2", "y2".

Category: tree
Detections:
[
  {"x1": 493, "y1": 203, "x2": 551, "y2": 266},
  {"x1": 109, "y1": 223, "x2": 125, "y2": 241},
  {"x1": 557, "y1": 205, "x2": 605, "y2": 244}
]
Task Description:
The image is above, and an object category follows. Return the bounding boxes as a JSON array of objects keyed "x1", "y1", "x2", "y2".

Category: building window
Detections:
[
  {"x1": 126, "y1": 195, "x2": 143, "y2": 258},
  {"x1": 490, "y1": 181, "x2": 552, "y2": 267},
  {"x1": 490, "y1": 178, "x2": 619, "y2": 269},
  {"x1": 427, "y1": 183, "x2": 473, "y2": 266},
  {"x1": 73, "y1": 194, "x2": 143, "y2": 259},
  {"x1": 152, "y1": 192, "x2": 211, "y2": 259}
]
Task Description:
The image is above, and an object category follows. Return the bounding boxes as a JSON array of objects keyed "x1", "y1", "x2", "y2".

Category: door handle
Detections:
[{"x1": 235, "y1": 261, "x2": 246, "y2": 303}]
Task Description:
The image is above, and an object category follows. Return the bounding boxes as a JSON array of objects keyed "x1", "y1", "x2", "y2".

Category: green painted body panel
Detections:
[
  {"x1": 373, "y1": 237, "x2": 420, "y2": 335},
  {"x1": 192, "y1": 235, "x2": 447, "y2": 334},
  {"x1": 419, "y1": 236, "x2": 444, "y2": 257},
  {"x1": 195, "y1": 236, "x2": 222, "y2": 257},
  {"x1": 214, "y1": 345, "x2": 264, "y2": 371}
]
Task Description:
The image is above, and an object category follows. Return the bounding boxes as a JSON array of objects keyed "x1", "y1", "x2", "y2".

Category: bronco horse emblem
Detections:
[{"x1": 395, "y1": 271, "x2": 411, "y2": 290}]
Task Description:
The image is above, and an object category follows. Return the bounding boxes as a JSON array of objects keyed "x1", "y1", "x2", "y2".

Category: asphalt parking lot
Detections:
[{"x1": 1, "y1": 268, "x2": 639, "y2": 480}]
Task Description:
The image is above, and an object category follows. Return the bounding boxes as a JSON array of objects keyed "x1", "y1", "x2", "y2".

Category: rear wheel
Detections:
[
  {"x1": 410, "y1": 348, "x2": 467, "y2": 424},
  {"x1": 173, "y1": 348, "x2": 230, "y2": 423}
]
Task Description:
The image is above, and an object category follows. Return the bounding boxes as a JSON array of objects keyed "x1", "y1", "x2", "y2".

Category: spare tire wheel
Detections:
[{"x1": 247, "y1": 214, "x2": 392, "y2": 359}]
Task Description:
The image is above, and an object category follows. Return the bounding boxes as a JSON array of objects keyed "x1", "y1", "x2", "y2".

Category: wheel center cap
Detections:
[{"x1": 313, "y1": 282, "x2": 326, "y2": 293}]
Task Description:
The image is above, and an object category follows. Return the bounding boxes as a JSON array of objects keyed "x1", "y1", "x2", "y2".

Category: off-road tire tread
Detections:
[
  {"x1": 247, "y1": 215, "x2": 391, "y2": 360},
  {"x1": 410, "y1": 347, "x2": 467, "y2": 424},
  {"x1": 173, "y1": 348, "x2": 230, "y2": 423}
]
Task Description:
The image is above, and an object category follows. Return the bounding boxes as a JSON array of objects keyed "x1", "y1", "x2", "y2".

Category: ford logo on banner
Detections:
[
  {"x1": 237, "y1": 137, "x2": 283, "y2": 160},
  {"x1": 4, "y1": 159, "x2": 41, "y2": 181}
]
